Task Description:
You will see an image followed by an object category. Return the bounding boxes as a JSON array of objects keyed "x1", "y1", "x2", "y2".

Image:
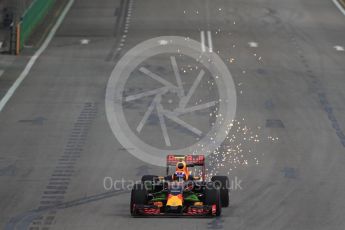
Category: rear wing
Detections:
[
  {"x1": 166, "y1": 155, "x2": 206, "y2": 181},
  {"x1": 166, "y1": 155, "x2": 205, "y2": 166}
]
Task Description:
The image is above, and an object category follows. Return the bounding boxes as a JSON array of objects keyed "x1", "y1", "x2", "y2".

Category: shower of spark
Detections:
[{"x1": 202, "y1": 117, "x2": 279, "y2": 180}]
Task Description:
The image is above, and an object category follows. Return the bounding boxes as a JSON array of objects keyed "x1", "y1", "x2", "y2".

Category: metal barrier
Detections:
[{"x1": 16, "y1": 0, "x2": 55, "y2": 54}]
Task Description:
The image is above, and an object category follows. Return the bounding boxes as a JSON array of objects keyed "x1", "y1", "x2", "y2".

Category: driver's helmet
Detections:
[
  {"x1": 173, "y1": 171, "x2": 186, "y2": 182},
  {"x1": 173, "y1": 161, "x2": 189, "y2": 181},
  {"x1": 176, "y1": 161, "x2": 186, "y2": 172}
]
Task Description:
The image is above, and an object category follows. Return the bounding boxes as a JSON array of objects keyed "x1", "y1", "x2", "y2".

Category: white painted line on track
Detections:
[
  {"x1": 248, "y1": 42, "x2": 258, "y2": 48},
  {"x1": 0, "y1": 0, "x2": 75, "y2": 113},
  {"x1": 80, "y1": 39, "x2": 90, "y2": 45},
  {"x1": 207, "y1": 31, "x2": 213, "y2": 52},
  {"x1": 334, "y1": 45, "x2": 344, "y2": 51},
  {"x1": 332, "y1": 0, "x2": 345, "y2": 16},
  {"x1": 159, "y1": 40, "x2": 168, "y2": 45},
  {"x1": 200, "y1": 31, "x2": 206, "y2": 52}
]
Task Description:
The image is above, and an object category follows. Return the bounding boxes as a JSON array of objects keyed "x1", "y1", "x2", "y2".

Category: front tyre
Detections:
[
  {"x1": 211, "y1": 176, "x2": 230, "y2": 207},
  {"x1": 130, "y1": 183, "x2": 147, "y2": 216},
  {"x1": 204, "y1": 184, "x2": 222, "y2": 216}
]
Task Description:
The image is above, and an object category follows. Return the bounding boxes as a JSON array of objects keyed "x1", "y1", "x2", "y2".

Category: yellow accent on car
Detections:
[
  {"x1": 153, "y1": 202, "x2": 163, "y2": 208},
  {"x1": 167, "y1": 195, "x2": 183, "y2": 206}
]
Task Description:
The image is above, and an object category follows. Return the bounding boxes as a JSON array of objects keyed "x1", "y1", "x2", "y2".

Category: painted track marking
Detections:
[
  {"x1": 332, "y1": 0, "x2": 345, "y2": 15},
  {"x1": 200, "y1": 30, "x2": 213, "y2": 52},
  {"x1": 200, "y1": 30, "x2": 206, "y2": 52},
  {"x1": 248, "y1": 42, "x2": 258, "y2": 48},
  {"x1": 207, "y1": 30, "x2": 213, "y2": 52},
  {"x1": 0, "y1": 0, "x2": 75, "y2": 113},
  {"x1": 334, "y1": 45, "x2": 344, "y2": 51}
]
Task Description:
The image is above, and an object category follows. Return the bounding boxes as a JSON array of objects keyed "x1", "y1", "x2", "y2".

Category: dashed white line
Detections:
[
  {"x1": 248, "y1": 42, "x2": 258, "y2": 48},
  {"x1": 200, "y1": 31, "x2": 206, "y2": 52},
  {"x1": 207, "y1": 31, "x2": 213, "y2": 52},
  {"x1": 80, "y1": 39, "x2": 90, "y2": 45},
  {"x1": 200, "y1": 30, "x2": 214, "y2": 53},
  {"x1": 121, "y1": 0, "x2": 133, "y2": 40},
  {"x1": 334, "y1": 45, "x2": 344, "y2": 51},
  {"x1": 114, "y1": 0, "x2": 133, "y2": 54}
]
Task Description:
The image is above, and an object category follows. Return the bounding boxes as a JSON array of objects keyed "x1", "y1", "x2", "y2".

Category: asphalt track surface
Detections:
[{"x1": 1, "y1": 0, "x2": 345, "y2": 229}]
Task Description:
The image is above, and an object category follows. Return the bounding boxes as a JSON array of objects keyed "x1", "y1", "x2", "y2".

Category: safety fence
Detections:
[{"x1": 16, "y1": 0, "x2": 55, "y2": 54}]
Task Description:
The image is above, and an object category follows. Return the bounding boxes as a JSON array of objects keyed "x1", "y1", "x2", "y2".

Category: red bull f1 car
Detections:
[{"x1": 130, "y1": 155, "x2": 230, "y2": 217}]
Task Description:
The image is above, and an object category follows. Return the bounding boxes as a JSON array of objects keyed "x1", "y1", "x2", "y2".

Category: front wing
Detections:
[{"x1": 132, "y1": 204, "x2": 217, "y2": 217}]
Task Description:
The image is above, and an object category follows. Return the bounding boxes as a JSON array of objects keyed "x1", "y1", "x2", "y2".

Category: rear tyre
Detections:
[
  {"x1": 211, "y1": 176, "x2": 230, "y2": 207},
  {"x1": 130, "y1": 183, "x2": 147, "y2": 216},
  {"x1": 204, "y1": 184, "x2": 222, "y2": 216}
]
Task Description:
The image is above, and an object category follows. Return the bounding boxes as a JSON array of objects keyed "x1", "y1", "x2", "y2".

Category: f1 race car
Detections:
[{"x1": 130, "y1": 155, "x2": 230, "y2": 217}]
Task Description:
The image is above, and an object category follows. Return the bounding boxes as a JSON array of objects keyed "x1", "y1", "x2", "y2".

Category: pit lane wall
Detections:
[{"x1": 16, "y1": 0, "x2": 55, "y2": 54}]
